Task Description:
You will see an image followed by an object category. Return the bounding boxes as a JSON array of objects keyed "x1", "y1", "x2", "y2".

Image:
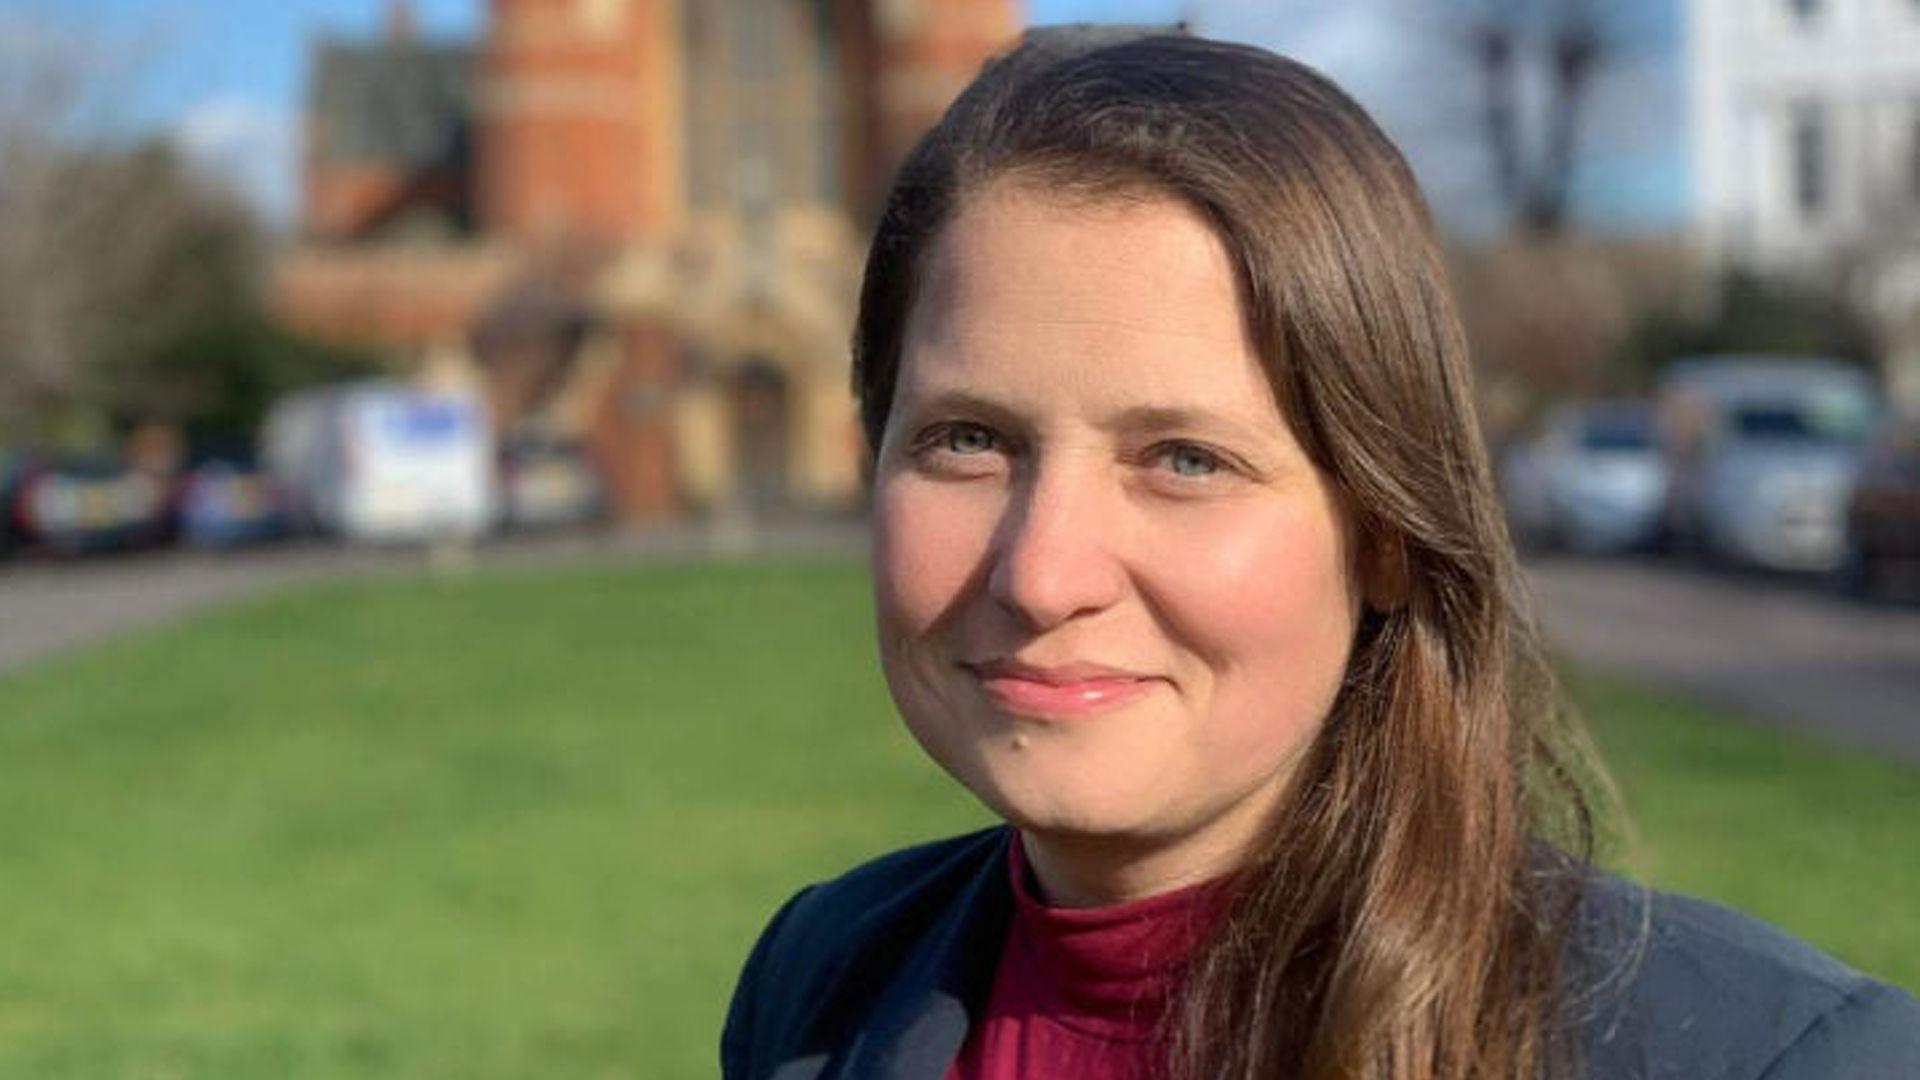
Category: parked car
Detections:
[
  {"x1": 498, "y1": 435, "x2": 607, "y2": 531},
  {"x1": 1657, "y1": 356, "x2": 1879, "y2": 572},
  {"x1": 174, "y1": 456, "x2": 293, "y2": 549},
  {"x1": 262, "y1": 380, "x2": 498, "y2": 544},
  {"x1": 1841, "y1": 415, "x2": 1920, "y2": 598},
  {"x1": 0, "y1": 449, "x2": 27, "y2": 559},
  {"x1": 1501, "y1": 401, "x2": 1669, "y2": 554},
  {"x1": 9, "y1": 454, "x2": 170, "y2": 556}
]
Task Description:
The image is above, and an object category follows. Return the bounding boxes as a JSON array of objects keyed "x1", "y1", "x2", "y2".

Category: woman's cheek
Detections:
[
  {"x1": 1147, "y1": 499, "x2": 1356, "y2": 683},
  {"x1": 873, "y1": 474, "x2": 1002, "y2": 635}
]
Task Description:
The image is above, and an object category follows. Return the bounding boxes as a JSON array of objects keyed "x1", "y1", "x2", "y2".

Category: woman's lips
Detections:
[{"x1": 964, "y1": 662, "x2": 1158, "y2": 718}]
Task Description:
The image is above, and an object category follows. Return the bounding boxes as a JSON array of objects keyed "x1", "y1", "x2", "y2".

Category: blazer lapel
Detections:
[{"x1": 835, "y1": 828, "x2": 1015, "y2": 1079}]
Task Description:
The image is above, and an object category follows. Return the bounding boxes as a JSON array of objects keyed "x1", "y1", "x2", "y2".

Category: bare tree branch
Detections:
[
  {"x1": 0, "y1": 15, "x2": 261, "y2": 443},
  {"x1": 1452, "y1": 0, "x2": 1612, "y2": 235}
]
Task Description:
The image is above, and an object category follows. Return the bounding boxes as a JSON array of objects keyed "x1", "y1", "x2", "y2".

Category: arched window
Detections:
[
  {"x1": 682, "y1": 0, "x2": 848, "y2": 213},
  {"x1": 803, "y1": 0, "x2": 847, "y2": 205}
]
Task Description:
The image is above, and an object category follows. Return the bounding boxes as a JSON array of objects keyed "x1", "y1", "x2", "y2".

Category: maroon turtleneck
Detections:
[{"x1": 943, "y1": 834, "x2": 1234, "y2": 1080}]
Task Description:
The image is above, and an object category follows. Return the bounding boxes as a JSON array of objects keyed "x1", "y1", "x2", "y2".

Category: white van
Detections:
[{"x1": 262, "y1": 380, "x2": 498, "y2": 543}]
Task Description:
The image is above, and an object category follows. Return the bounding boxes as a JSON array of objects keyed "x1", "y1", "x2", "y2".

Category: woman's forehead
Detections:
[
  {"x1": 909, "y1": 186, "x2": 1253, "y2": 362},
  {"x1": 920, "y1": 182, "x2": 1234, "y2": 312},
  {"x1": 893, "y1": 187, "x2": 1291, "y2": 443}
]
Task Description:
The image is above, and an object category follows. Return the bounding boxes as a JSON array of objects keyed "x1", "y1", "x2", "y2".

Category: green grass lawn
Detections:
[
  {"x1": 0, "y1": 558, "x2": 1913, "y2": 1078},
  {"x1": 1575, "y1": 675, "x2": 1920, "y2": 990}
]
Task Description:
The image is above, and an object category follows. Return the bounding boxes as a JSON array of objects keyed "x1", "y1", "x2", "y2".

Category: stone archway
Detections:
[{"x1": 600, "y1": 220, "x2": 867, "y2": 518}]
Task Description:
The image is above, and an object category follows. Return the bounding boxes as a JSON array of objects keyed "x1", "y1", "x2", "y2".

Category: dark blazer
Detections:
[{"x1": 722, "y1": 827, "x2": 1920, "y2": 1079}]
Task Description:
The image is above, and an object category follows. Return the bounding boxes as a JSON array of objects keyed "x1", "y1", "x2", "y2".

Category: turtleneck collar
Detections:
[{"x1": 1004, "y1": 832, "x2": 1235, "y2": 1042}]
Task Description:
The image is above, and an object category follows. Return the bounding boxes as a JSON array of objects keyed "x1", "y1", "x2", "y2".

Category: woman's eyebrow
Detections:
[
  {"x1": 895, "y1": 388, "x2": 1028, "y2": 430},
  {"x1": 898, "y1": 393, "x2": 1280, "y2": 446},
  {"x1": 1099, "y1": 404, "x2": 1276, "y2": 446}
]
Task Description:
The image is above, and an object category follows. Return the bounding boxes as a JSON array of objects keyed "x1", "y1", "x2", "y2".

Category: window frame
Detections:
[{"x1": 1790, "y1": 99, "x2": 1829, "y2": 220}]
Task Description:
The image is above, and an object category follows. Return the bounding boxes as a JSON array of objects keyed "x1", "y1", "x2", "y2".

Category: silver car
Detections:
[
  {"x1": 1502, "y1": 401, "x2": 1670, "y2": 554},
  {"x1": 1660, "y1": 357, "x2": 1879, "y2": 573}
]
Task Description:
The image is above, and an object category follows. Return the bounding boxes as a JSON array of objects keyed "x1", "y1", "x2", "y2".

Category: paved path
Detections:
[
  {"x1": 1526, "y1": 555, "x2": 1920, "y2": 762},
  {"x1": 1, "y1": 543, "x2": 409, "y2": 674},
  {"x1": 0, "y1": 520, "x2": 865, "y2": 676}
]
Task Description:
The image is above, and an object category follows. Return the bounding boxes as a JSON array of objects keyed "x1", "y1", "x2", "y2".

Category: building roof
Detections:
[
  {"x1": 311, "y1": 39, "x2": 476, "y2": 171},
  {"x1": 271, "y1": 243, "x2": 517, "y2": 348}
]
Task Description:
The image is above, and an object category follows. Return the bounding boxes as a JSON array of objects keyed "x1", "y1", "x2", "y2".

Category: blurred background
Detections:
[{"x1": 0, "y1": 0, "x2": 1916, "y2": 1076}]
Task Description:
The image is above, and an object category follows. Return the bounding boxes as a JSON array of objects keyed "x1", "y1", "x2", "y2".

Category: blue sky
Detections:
[{"x1": 0, "y1": 0, "x2": 1688, "y2": 235}]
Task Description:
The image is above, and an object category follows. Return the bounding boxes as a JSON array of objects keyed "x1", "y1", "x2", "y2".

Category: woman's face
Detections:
[{"x1": 871, "y1": 183, "x2": 1362, "y2": 902}]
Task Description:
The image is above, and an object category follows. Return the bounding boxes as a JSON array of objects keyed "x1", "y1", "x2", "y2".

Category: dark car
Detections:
[
  {"x1": 10, "y1": 454, "x2": 171, "y2": 556},
  {"x1": 1841, "y1": 416, "x2": 1920, "y2": 598},
  {"x1": 0, "y1": 449, "x2": 28, "y2": 559},
  {"x1": 174, "y1": 456, "x2": 294, "y2": 549},
  {"x1": 498, "y1": 436, "x2": 607, "y2": 531}
]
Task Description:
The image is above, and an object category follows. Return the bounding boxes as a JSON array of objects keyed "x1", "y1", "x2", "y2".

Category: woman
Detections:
[{"x1": 723, "y1": 29, "x2": 1920, "y2": 1080}]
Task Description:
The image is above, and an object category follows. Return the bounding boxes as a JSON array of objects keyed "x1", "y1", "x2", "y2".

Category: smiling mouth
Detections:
[{"x1": 961, "y1": 661, "x2": 1159, "y2": 718}]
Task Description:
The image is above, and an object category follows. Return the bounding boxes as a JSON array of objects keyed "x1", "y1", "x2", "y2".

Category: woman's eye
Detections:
[
  {"x1": 937, "y1": 423, "x2": 997, "y2": 455},
  {"x1": 904, "y1": 422, "x2": 1005, "y2": 474},
  {"x1": 1158, "y1": 443, "x2": 1225, "y2": 478}
]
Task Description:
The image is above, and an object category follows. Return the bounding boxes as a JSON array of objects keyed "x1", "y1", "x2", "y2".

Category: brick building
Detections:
[{"x1": 276, "y1": 0, "x2": 1023, "y2": 521}]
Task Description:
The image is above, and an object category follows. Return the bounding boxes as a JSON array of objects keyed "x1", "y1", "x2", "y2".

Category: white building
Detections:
[{"x1": 1690, "y1": 0, "x2": 1920, "y2": 404}]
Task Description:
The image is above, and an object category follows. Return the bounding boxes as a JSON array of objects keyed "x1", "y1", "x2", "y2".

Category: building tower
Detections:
[
  {"x1": 478, "y1": 0, "x2": 681, "y2": 243},
  {"x1": 861, "y1": 0, "x2": 1023, "y2": 211}
]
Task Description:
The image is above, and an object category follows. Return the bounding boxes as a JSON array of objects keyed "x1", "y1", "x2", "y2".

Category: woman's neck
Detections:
[{"x1": 1019, "y1": 825, "x2": 1257, "y2": 909}]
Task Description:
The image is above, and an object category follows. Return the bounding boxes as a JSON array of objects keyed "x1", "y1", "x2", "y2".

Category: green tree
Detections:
[
  {"x1": 0, "y1": 20, "x2": 377, "y2": 449},
  {"x1": 1618, "y1": 271, "x2": 1880, "y2": 386}
]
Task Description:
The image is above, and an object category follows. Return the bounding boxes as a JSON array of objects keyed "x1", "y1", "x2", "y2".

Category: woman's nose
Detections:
[{"x1": 985, "y1": 465, "x2": 1128, "y2": 631}]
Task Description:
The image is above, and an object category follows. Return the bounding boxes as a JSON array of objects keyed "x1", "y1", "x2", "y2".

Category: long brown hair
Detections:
[{"x1": 853, "y1": 30, "x2": 1610, "y2": 1080}]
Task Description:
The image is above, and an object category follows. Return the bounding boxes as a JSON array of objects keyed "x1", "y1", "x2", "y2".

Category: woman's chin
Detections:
[{"x1": 977, "y1": 784, "x2": 1169, "y2": 848}]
